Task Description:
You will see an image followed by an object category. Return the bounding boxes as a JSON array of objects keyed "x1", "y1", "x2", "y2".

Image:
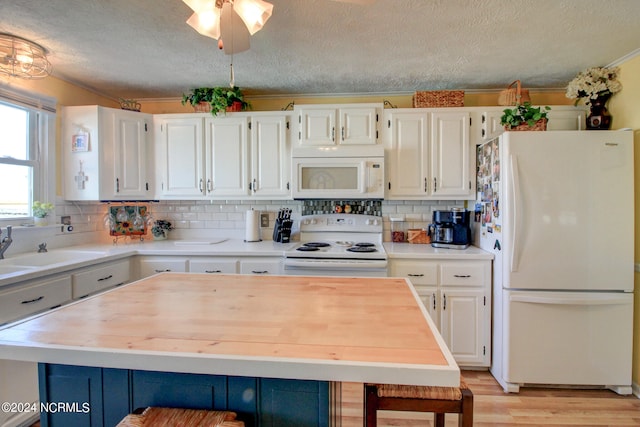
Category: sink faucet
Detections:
[{"x1": 0, "y1": 226, "x2": 13, "y2": 259}]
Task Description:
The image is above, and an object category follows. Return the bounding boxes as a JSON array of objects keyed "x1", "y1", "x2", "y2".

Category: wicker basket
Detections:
[
  {"x1": 413, "y1": 90, "x2": 464, "y2": 108},
  {"x1": 498, "y1": 80, "x2": 531, "y2": 106},
  {"x1": 504, "y1": 118, "x2": 547, "y2": 132},
  {"x1": 407, "y1": 229, "x2": 431, "y2": 244},
  {"x1": 193, "y1": 102, "x2": 211, "y2": 113}
]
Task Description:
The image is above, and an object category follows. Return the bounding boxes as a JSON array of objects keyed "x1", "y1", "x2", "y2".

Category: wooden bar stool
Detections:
[
  {"x1": 116, "y1": 407, "x2": 245, "y2": 427},
  {"x1": 364, "y1": 376, "x2": 473, "y2": 427}
]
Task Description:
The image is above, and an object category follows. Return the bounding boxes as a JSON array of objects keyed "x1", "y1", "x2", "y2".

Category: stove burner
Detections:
[
  {"x1": 354, "y1": 242, "x2": 375, "y2": 247},
  {"x1": 303, "y1": 242, "x2": 331, "y2": 248},
  {"x1": 346, "y1": 246, "x2": 377, "y2": 253},
  {"x1": 297, "y1": 246, "x2": 320, "y2": 252}
]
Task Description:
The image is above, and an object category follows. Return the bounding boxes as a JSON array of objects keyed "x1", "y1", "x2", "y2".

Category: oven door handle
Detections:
[{"x1": 284, "y1": 259, "x2": 388, "y2": 269}]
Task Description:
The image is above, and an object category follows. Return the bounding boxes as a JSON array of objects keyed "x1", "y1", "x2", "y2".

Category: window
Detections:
[{"x1": 0, "y1": 88, "x2": 56, "y2": 221}]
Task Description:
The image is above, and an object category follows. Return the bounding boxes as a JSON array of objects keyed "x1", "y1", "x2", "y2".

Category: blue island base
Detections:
[{"x1": 38, "y1": 363, "x2": 329, "y2": 427}]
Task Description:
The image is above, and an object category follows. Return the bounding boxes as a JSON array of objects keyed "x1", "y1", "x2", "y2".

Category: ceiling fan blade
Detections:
[{"x1": 219, "y1": 2, "x2": 250, "y2": 54}]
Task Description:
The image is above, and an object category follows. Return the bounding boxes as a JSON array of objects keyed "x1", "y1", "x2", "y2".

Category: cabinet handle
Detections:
[
  {"x1": 205, "y1": 270, "x2": 222, "y2": 273},
  {"x1": 453, "y1": 274, "x2": 471, "y2": 278},
  {"x1": 341, "y1": 126, "x2": 345, "y2": 141},
  {"x1": 97, "y1": 274, "x2": 113, "y2": 282},
  {"x1": 443, "y1": 294, "x2": 447, "y2": 310},
  {"x1": 424, "y1": 178, "x2": 427, "y2": 192},
  {"x1": 21, "y1": 296, "x2": 44, "y2": 304},
  {"x1": 433, "y1": 177, "x2": 437, "y2": 192},
  {"x1": 252, "y1": 178, "x2": 257, "y2": 193},
  {"x1": 207, "y1": 179, "x2": 213, "y2": 193},
  {"x1": 251, "y1": 270, "x2": 268, "y2": 274},
  {"x1": 199, "y1": 179, "x2": 204, "y2": 193},
  {"x1": 154, "y1": 269, "x2": 171, "y2": 273},
  {"x1": 432, "y1": 293, "x2": 436, "y2": 311},
  {"x1": 116, "y1": 178, "x2": 120, "y2": 193},
  {"x1": 407, "y1": 273, "x2": 424, "y2": 277},
  {"x1": 331, "y1": 127, "x2": 335, "y2": 142},
  {"x1": 482, "y1": 128, "x2": 486, "y2": 137}
]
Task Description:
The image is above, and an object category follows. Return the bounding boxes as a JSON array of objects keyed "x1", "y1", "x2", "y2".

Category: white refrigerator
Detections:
[{"x1": 476, "y1": 130, "x2": 634, "y2": 394}]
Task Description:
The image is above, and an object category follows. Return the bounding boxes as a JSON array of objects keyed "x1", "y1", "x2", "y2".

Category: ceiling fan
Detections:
[{"x1": 182, "y1": 0, "x2": 374, "y2": 55}]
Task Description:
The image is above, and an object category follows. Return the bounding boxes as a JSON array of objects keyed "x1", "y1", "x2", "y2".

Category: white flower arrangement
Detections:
[{"x1": 565, "y1": 66, "x2": 622, "y2": 105}]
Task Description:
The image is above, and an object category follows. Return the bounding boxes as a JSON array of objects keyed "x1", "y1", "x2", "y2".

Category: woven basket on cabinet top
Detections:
[{"x1": 413, "y1": 90, "x2": 464, "y2": 108}]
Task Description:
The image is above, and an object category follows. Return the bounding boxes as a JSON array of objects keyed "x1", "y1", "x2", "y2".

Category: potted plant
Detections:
[
  {"x1": 32, "y1": 201, "x2": 55, "y2": 226},
  {"x1": 181, "y1": 86, "x2": 249, "y2": 116},
  {"x1": 151, "y1": 219, "x2": 173, "y2": 240},
  {"x1": 500, "y1": 102, "x2": 550, "y2": 131}
]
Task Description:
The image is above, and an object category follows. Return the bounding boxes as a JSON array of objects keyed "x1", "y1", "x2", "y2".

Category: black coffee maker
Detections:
[{"x1": 429, "y1": 209, "x2": 471, "y2": 249}]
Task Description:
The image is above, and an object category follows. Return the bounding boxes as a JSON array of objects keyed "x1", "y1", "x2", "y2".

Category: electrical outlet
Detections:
[{"x1": 260, "y1": 213, "x2": 269, "y2": 227}]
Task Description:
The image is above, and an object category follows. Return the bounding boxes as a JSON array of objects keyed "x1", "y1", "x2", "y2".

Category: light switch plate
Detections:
[{"x1": 260, "y1": 213, "x2": 269, "y2": 227}]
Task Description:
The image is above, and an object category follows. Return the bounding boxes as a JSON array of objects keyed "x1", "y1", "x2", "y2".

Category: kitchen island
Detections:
[{"x1": 0, "y1": 273, "x2": 458, "y2": 426}]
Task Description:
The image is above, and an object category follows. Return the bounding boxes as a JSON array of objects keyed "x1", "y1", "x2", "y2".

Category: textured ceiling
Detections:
[{"x1": 2, "y1": 0, "x2": 640, "y2": 100}]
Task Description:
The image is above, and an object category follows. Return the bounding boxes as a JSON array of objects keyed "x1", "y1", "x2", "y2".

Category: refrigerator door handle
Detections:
[
  {"x1": 509, "y1": 154, "x2": 522, "y2": 273},
  {"x1": 509, "y1": 293, "x2": 632, "y2": 306}
]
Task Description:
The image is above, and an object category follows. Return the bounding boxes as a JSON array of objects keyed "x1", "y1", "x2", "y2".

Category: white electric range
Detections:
[{"x1": 283, "y1": 214, "x2": 387, "y2": 277}]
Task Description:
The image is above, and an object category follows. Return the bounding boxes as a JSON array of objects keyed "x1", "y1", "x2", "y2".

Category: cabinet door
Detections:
[
  {"x1": 480, "y1": 108, "x2": 504, "y2": 141},
  {"x1": 251, "y1": 115, "x2": 291, "y2": 198},
  {"x1": 297, "y1": 107, "x2": 336, "y2": 146},
  {"x1": 430, "y1": 111, "x2": 472, "y2": 198},
  {"x1": 439, "y1": 288, "x2": 488, "y2": 366},
  {"x1": 189, "y1": 258, "x2": 238, "y2": 274},
  {"x1": 385, "y1": 111, "x2": 430, "y2": 198},
  {"x1": 207, "y1": 117, "x2": 249, "y2": 197},
  {"x1": 111, "y1": 111, "x2": 151, "y2": 198},
  {"x1": 239, "y1": 258, "x2": 282, "y2": 275},
  {"x1": 259, "y1": 378, "x2": 329, "y2": 427},
  {"x1": 339, "y1": 106, "x2": 377, "y2": 145},
  {"x1": 546, "y1": 108, "x2": 586, "y2": 130},
  {"x1": 155, "y1": 117, "x2": 205, "y2": 198},
  {"x1": 413, "y1": 285, "x2": 439, "y2": 330}
]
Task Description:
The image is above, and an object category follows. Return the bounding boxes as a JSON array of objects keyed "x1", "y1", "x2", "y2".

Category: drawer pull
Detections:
[
  {"x1": 453, "y1": 274, "x2": 471, "y2": 278},
  {"x1": 97, "y1": 274, "x2": 113, "y2": 281},
  {"x1": 21, "y1": 296, "x2": 44, "y2": 304},
  {"x1": 251, "y1": 270, "x2": 268, "y2": 274},
  {"x1": 407, "y1": 273, "x2": 424, "y2": 277},
  {"x1": 155, "y1": 269, "x2": 172, "y2": 273},
  {"x1": 205, "y1": 270, "x2": 222, "y2": 273},
  {"x1": 432, "y1": 293, "x2": 436, "y2": 310}
]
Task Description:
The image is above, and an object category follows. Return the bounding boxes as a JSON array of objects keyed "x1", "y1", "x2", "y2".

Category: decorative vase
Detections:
[
  {"x1": 152, "y1": 230, "x2": 168, "y2": 240},
  {"x1": 34, "y1": 216, "x2": 49, "y2": 226},
  {"x1": 586, "y1": 93, "x2": 612, "y2": 130}
]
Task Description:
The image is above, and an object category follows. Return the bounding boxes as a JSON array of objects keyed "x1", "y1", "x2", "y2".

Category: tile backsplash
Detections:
[{"x1": 40, "y1": 198, "x2": 466, "y2": 246}]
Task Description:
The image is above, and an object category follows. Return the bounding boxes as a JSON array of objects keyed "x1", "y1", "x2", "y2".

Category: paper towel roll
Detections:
[{"x1": 245, "y1": 210, "x2": 261, "y2": 242}]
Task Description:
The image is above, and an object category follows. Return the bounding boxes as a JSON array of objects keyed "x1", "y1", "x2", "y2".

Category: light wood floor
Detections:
[{"x1": 340, "y1": 370, "x2": 640, "y2": 426}]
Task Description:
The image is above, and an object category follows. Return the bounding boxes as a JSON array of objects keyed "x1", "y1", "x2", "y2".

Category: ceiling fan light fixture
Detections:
[
  {"x1": 186, "y1": 7, "x2": 221, "y2": 39},
  {"x1": 0, "y1": 33, "x2": 51, "y2": 79},
  {"x1": 232, "y1": 0, "x2": 273, "y2": 35}
]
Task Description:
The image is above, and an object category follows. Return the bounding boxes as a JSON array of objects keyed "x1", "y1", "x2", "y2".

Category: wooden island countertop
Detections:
[{"x1": 0, "y1": 273, "x2": 459, "y2": 387}]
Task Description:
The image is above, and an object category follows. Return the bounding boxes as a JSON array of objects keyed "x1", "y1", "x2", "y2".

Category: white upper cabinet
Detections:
[
  {"x1": 154, "y1": 113, "x2": 291, "y2": 200},
  {"x1": 384, "y1": 109, "x2": 474, "y2": 200},
  {"x1": 63, "y1": 106, "x2": 152, "y2": 201},
  {"x1": 295, "y1": 104, "x2": 380, "y2": 146}
]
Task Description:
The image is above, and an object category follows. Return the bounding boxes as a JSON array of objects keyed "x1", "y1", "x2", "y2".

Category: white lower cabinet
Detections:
[
  {"x1": 71, "y1": 259, "x2": 131, "y2": 299},
  {"x1": 390, "y1": 258, "x2": 491, "y2": 367},
  {"x1": 0, "y1": 275, "x2": 72, "y2": 325},
  {"x1": 135, "y1": 256, "x2": 283, "y2": 279}
]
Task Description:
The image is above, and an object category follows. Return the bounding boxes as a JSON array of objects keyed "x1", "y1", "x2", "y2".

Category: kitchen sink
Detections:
[
  {"x1": 6, "y1": 250, "x2": 107, "y2": 267},
  {"x1": 0, "y1": 264, "x2": 38, "y2": 275}
]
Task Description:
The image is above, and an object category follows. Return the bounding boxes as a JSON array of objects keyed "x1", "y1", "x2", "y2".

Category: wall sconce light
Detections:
[{"x1": 0, "y1": 33, "x2": 52, "y2": 79}]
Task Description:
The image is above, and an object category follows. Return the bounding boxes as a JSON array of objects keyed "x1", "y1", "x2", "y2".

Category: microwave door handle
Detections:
[{"x1": 361, "y1": 160, "x2": 368, "y2": 193}]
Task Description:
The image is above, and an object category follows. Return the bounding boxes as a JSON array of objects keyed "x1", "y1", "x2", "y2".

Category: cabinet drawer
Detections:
[
  {"x1": 239, "y1": 259, "x2": 282, "y2": 275},
  {"x1": 72, "y1": 260, "x2": 131, "y2": 299},
  {"x1": 189, "y1": 258, "x2": 238, "y2": 274},
  {"x1": 0, "y1": 276, "x2": 72, "y2": 324},
  {"x1": 138, "y1": 258, "x2": 188, "y2": 278},
  {"x1": 440, "y1": 263, "x2": 486, "y2": 286},
  {"x1": 390, "y1": 261, "x2": 437, "y2": 285}
]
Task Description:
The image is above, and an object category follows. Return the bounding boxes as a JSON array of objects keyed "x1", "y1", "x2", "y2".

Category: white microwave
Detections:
[{"x1": 291, "y1": 146, "x2": 385, "y2": 199}]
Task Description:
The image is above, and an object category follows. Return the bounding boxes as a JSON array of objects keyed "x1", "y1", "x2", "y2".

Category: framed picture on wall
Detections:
[{"x1": 72, "y1": 133, "x2": 89, "y2": 152}]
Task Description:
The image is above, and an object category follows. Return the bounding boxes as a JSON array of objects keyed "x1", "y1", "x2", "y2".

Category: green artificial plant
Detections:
[
  {"x1": 181, "y1": 86, "x2": 249, "y2": 116},
  {"x1": 500, "y1": 102, "x2": 551, "y2": 129}
]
